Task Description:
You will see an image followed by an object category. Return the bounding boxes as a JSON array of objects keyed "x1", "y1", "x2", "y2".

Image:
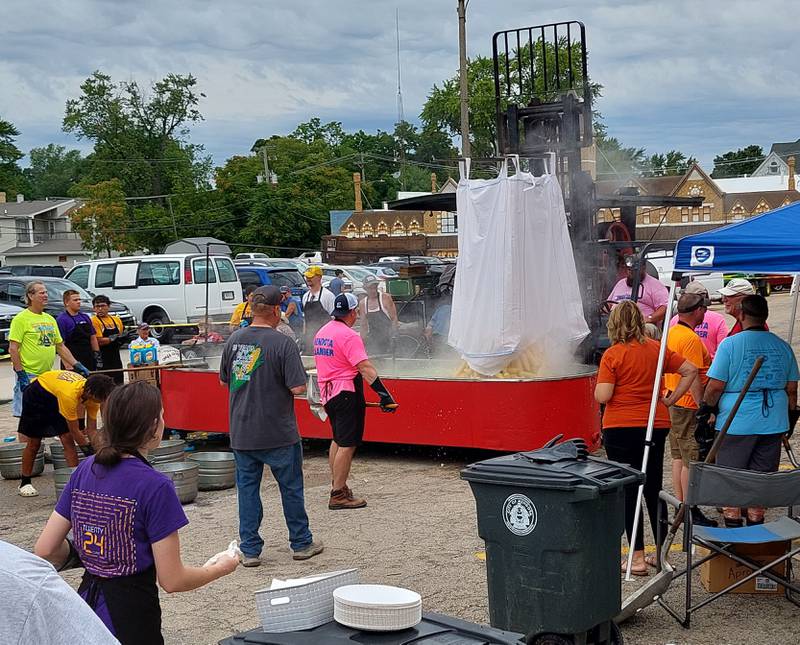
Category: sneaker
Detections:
[
  {"x1": 292, "y1": 541, "x2": 324, "y2": 561},
  {"x1": 723, "y1": 517, "x2": 744, "y2": 528},
  {"x1": 18, "y1": 483, "x2": 38, "y2": 497},
  {"x1": 329, "y1": 487, "x2": 367, "y2": 510},
  {"x1": 240, "y1": 555, "x2": 261, "y2": 568},
  {"x1": 691, "y1": 507, "x2": 718, "y2": 527}
]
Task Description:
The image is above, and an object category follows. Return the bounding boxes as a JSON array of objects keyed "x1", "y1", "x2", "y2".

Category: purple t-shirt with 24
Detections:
[{"x1": 55, "y1": 455, "x2": 188, "y2": 635}]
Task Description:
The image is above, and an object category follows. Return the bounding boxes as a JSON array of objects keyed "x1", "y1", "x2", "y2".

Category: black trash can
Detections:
[{"x1": 461, "y1": 444, "x2": 643, "y2": 641}]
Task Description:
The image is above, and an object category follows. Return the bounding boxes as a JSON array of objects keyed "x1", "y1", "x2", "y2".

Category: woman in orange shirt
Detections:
[{"x1": 595, "y1": 301, "x2": 697, "y2": 575}]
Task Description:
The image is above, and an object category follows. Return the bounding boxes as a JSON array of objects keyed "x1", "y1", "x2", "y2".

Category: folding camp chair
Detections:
[{"x1": 657, "y1": 461, "x2": 800, "y2": 627}]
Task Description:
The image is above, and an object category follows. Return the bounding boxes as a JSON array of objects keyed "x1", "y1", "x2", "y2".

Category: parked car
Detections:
[
  {"x1": 235, "y1": 252, "x2": 270, "y2": 260},
  {"x1": 65, "y1": 254, "x2": 240, "y2": 341},
  {"x1": 0, "y1": 276, "x2": 136, "y2": 336},
  {"x1": 296, "y1": 251, "x2": 322, "y2": 264},
  {"x1": 319, "y1": 265, "x2": 378, "y2": 293},
  {"x1": 767, "y1": 275, "x2": 794, "y2": 292},
  {"x1": 235, "y1": 264, "x2": 307, "y2": 298},
  {"x1": 0, "y1": 264, "x2": 66, "y2": 277},
  {"x1": 364, "y1": 266, "x2": 400, "y2": 281},
  {"x1": 0, "y1": 301, "x2": 24, "y2": 356}
]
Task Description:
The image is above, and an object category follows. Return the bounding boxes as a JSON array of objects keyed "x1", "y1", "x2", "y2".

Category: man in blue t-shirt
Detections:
[{"x1": 700, "y1": 295, "x2": 799, "y2": 527}]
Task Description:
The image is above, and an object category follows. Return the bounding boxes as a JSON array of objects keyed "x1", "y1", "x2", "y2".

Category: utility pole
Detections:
[
  {"x1": 166, "y1": 195, "x2": 178, "y2": 240},
  {"x1": 457, "y1": 0, "x2": 470, "y2": 157},
  {"x1": 259, "y1": 146, "x2": 271, "y2": 183}
]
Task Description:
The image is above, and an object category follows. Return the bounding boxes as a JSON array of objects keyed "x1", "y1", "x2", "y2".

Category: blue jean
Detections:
[
  {"x1": 12, "y1": 372, "x2": 37, "y2": 417},
  {"x1": 233, "y1": 442, "x2": 313, "y2": 556}
]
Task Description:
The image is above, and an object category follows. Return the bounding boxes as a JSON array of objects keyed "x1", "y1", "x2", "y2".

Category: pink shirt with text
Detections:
[
  {"x1": 313, "y1": 320, "x2": 369, "y2": 404},
  {"x1": 669, "y1": 310, "x2": 729, "y2": 358},
  {"x1": 607, "y1": 273, "x2": 669, "y2": 318}
]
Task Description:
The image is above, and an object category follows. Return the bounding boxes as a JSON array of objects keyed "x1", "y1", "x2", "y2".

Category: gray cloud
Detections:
[{"x1": 2, "y1": 0, "x2": 798, "y2": 170}]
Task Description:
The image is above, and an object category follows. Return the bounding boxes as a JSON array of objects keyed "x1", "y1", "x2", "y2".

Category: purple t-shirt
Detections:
[
  {"x1": 55, "y1": 456, "x2": 188, "y2": 634},
  {"x1": 55, "y1": 311, "x2": 96, "y2": 342}
]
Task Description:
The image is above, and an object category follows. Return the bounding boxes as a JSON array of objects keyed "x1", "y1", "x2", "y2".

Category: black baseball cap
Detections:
[
  {"x1": 332, "y1": 292, "x2": 359, "y2": 318},
  {"x1": 252, "y1": 285, "x2": 282, "y2": 306}
]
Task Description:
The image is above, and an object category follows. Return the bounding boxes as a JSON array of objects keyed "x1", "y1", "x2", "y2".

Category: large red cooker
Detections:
[{"x1": 160, "y1": 361, "x2": 601, "y2": 452}]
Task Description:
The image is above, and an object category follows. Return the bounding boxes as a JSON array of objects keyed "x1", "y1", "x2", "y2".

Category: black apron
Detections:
[
  {"x1": 240, "y1": 302, "x2": 253, "y2": 327},
  {"x1": 303, "y1": 292, "x2": 329, "y2": 351},
  {"x1": 62, "y1": 313, "x2": 95, "y2": 370},
  {"x1": 365, "y1": 295, "x2": 393, "y2": 355},
  {"x1": 78, "y1": 452, "x2": 163, "y2": 645},
  {"x1": 97, "y1": 315, "x2": 124, "y2": 384}
]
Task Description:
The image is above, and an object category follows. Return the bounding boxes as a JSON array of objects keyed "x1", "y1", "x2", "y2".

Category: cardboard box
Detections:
[
  {"x1": 127, "y1": 365, "x2": 159, "y2": 387},
  {"x1": 697, "y1": 540, "x2": 789, "y2": 594}
]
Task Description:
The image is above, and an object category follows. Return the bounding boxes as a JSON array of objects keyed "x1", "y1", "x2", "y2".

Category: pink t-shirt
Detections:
[
  {"x1": 669, "y1": 310, "x2": 728, "y2": 358},
  {"x1": 313, "y1": 319, "x2": 369, "y2": 404},
  {"x1": 608, "y1": 274, "x2": 669, "y2": 318}
]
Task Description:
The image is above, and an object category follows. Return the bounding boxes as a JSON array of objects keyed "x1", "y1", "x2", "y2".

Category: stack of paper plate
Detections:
[{"x1": 333, "y1": 584, "x2": 422, "y2": 631}]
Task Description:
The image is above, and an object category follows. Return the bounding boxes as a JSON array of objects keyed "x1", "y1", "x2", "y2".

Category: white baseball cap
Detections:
[{"x1": 719, "y1": 278, "x2": 755, "y2": 297}]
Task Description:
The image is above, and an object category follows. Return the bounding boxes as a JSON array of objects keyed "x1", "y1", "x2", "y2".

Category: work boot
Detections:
[
  {"x1": 691, "y1": 507, "x2": 718, "y2": 527},
  {"x1": 292, "y1": 541, "x2": 324, "y2": 561},
  {"x1": 240, "y1": 555, "x2": 261, "y2": 568},
  {"x1": 329, "y1": 486, "x2": 367, "y2": 510}
]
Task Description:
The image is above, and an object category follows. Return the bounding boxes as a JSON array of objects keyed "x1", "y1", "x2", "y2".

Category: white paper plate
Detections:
[{"x1": 333, "y1": 584, "x2": 422, "y2": 631}]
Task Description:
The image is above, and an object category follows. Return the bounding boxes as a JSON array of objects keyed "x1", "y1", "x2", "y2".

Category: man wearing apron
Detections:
[
  {"x1": 56, "y1": 290, "x2": 101, "y2": 372},
  {"x1": 359, "y1": 275, "x2": 398, "y2": 355},
  {"x1": 92, "y1": 295, "x2": 124, "y2": 384},
  {"x1": 301, "y1": 265, "x2": 335, "y2": 353}
]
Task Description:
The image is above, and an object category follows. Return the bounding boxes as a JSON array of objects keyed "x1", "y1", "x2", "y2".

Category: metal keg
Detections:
[
  {"x1": 148, "y1": 439, "x2": 186, "y2": 465},
  {"x1": 0, "y1": 443, "x2": 45, "y2": 479},
  {"x1": 49, "y1": 442, "x2": 87, "y2": 470},
  {"x1": 153, "y1": 461, "x2": 199, "y2": 504},
  {"x1": 54, "y1": 467, "x2": 78, "y2": 500},
  {"x1": 187, "y1": 452, "x2": 236, "y2": 491}
]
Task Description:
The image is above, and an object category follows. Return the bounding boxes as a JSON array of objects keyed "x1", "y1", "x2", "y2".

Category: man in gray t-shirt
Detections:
[
  {"x1": 220, "y1": 285, "x2": 323, "y2": 566},
  {"x1": 0, "y1": 539, "x2": 118, "y2": 644}
]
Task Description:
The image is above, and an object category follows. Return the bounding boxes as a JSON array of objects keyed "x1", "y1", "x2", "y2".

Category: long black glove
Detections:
[
  {"x1": 369, "y1": 377, "x2": 397, "y2": 413},
  {"x1": 56, "y1": 538, "x2": 83, "y2": 572},
  {"x1": 93, "y1": 351, "x2": 103, "y2": 370},
  {"x1": 788, "y1": 408, "x2": 800, "y2": 440},
  {"x1": 695, "y1": 402, "x2": 718, "y2": 461}
]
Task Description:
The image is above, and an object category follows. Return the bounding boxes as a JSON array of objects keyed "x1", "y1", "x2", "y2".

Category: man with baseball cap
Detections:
[
  {"x1": 220, "y1": 285, "x2": 323, "y2": 564},
  {"x1": 313, "y1": 292, "x2": 397, "y2": 509},
  {"x1": 664, "y1": 291, "x2": 716, "y2": 527},
  {"x1": 302, "y1": 265, "x2": 335, "y2": 352},
  {"x1": 669, "y1": 282, "x2": 728, "y2": 358},
  {"x1": 698, "y1": 295, "x2": 798, "y2": 527},
  {"x1": 719, "y1": 277, "x2": 769, "y2": 336}
]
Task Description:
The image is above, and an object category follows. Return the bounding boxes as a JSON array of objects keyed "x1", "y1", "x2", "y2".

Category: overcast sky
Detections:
[{"x1": 3, "y1": 0, "x2": 798, "y2": 171}]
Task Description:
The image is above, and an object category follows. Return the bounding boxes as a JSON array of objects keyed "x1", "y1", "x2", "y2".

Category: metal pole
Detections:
[
  {"x1": 260, "y1": 146, "x2": 270, "y2": 183},
  {"x1": 457, "y1": 0, "x2": 470, "y2": 157},
  {"x1": 625, "y1": 278, "x2": 678, "y2": 581},
  {"x1": 789, "y1": 274, "x2": 800, "y2": 344},
  {"x1": 167, "y1": 195, "x2": 178, "y2": 240},
  {"x1": 204, "y1": 243, "x2": 210, "y2": 334}
]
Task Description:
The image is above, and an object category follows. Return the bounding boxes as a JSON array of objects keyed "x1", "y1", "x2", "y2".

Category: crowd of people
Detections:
[{"x1": 597, "y1": 276, "x2": 799, "y2": 575}]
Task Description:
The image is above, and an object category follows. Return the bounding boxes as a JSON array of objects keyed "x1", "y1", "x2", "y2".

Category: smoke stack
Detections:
[
  {"x1": 353, "y1": 172, "x2": 362, "y2": 212},
  {"x1": 789, "y1": 156, "x2": 796, "y2": 192},
  {"x1": 431, "y1": 173, "x2": 438, "y2": 192}
]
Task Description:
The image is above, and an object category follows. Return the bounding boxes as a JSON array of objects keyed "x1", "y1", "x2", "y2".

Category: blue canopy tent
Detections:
[
  {"x1": 674, "y1": 200, "x2": 800, "y2": 274},
  {"x1": 624, "y1": 200, "x2": 800, "y2": 581}
]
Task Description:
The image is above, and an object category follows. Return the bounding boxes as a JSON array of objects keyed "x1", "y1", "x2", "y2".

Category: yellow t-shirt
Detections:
[
  {"x1": 664, "y1": 322, "x2": 710, "y2": 409},
  {"x1": 35, "y1": 370, "x2": 99, "y2": 421},
  {"x1": 229, "y1": 301, "x2": 251, "y2": 327},
  {"x1": 92, "y1": 314, "x2": 123, "y2": 337},
  {"x1": 8, "y1": 309, "x2": 63, "y2": 375}
]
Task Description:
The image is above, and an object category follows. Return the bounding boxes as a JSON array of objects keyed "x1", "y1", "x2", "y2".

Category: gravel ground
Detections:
[{"x1": 1, "y1": 294, "x2": 800, "y2": 644}]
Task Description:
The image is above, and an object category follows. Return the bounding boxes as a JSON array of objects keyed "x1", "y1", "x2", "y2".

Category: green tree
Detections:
[
  {"x1": 642, "y1": 150, "x2": 697, "y2": 177},
  {"x1": 421, "y1": 39, "x2": 601, "y2": 157},
  {"x1": 63, "y1": 71, "x2": 211, "y2": 198},
  {"x1": 69, "y1": 179, "x2": 134, "y2": 257},
  {"x1": 24, "y1": 144, "x2": 86, "y2": 198},
  {"x1": 711, "y1": 145, "x2": 764, "y2": 178},
  {"x1": 0, "y1": 118, "x2": 31, "y2": 198}
]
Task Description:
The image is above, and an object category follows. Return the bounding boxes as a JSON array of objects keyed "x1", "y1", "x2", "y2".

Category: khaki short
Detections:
[{"x1": 669, "y1": 405, "x2": 699, "y2": 461}]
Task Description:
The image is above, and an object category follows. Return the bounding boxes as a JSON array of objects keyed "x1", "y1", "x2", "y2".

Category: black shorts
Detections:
[
  {"x1": 324, "y1": 391, "x2": 366, "y2": 448},
  {"x1": 715, "y1": 433, "x2": 782, "y2": 472},
  {"x1": 18, "y1": 381, "x2": 70, "y2": 439}
]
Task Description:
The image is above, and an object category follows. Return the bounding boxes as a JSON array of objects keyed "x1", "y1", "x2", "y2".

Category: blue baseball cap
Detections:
[{"x1": 332, "y1": 292, "x2": 359, "y2": 318}]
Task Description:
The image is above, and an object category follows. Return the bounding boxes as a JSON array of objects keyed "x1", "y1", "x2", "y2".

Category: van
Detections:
[{"x1": 65, "y1": 254, "x2": 242, "y2": 339}]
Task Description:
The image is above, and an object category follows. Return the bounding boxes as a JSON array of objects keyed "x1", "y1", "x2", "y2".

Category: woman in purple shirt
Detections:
[{"x1": 35, "y1": 381, "x2": 239, "y2": 644}]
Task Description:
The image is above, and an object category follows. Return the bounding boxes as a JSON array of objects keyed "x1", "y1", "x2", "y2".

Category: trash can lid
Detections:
[{"x1": 460, "y1": 453, "x2": 643, "y2": 494}]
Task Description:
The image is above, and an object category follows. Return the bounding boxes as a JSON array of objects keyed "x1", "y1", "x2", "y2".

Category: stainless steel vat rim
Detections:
[
  {"x1": 153, "y1": 462, "x2": 198, "y2": 473},
  {"x1": 187, "y1": 452, "x2": 235, "y2": 463},
  {"x1": 151, "y1": 440, "x2": 186, "y2": 451}
]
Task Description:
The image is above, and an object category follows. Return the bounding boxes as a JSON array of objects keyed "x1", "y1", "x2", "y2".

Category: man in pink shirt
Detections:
[
  {"x1": 669, "y1": 282, "x2": 728, "y2": 357},
  {"x1": 314, "y1": 292, "x2": 397, "y2": 510},
  {"x1": 606, "y1": 257, "x2": 670, "y2": 325}
]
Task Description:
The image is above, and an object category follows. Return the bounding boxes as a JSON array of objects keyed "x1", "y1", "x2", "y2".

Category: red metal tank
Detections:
[{"x1": 161, "y1": 367, "x2": 600, "y2": 452}]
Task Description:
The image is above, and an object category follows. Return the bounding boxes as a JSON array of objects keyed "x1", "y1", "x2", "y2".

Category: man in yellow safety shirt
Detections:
[{"x1": 230, "y1": 286, "x2": 256, "y2": 330}]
